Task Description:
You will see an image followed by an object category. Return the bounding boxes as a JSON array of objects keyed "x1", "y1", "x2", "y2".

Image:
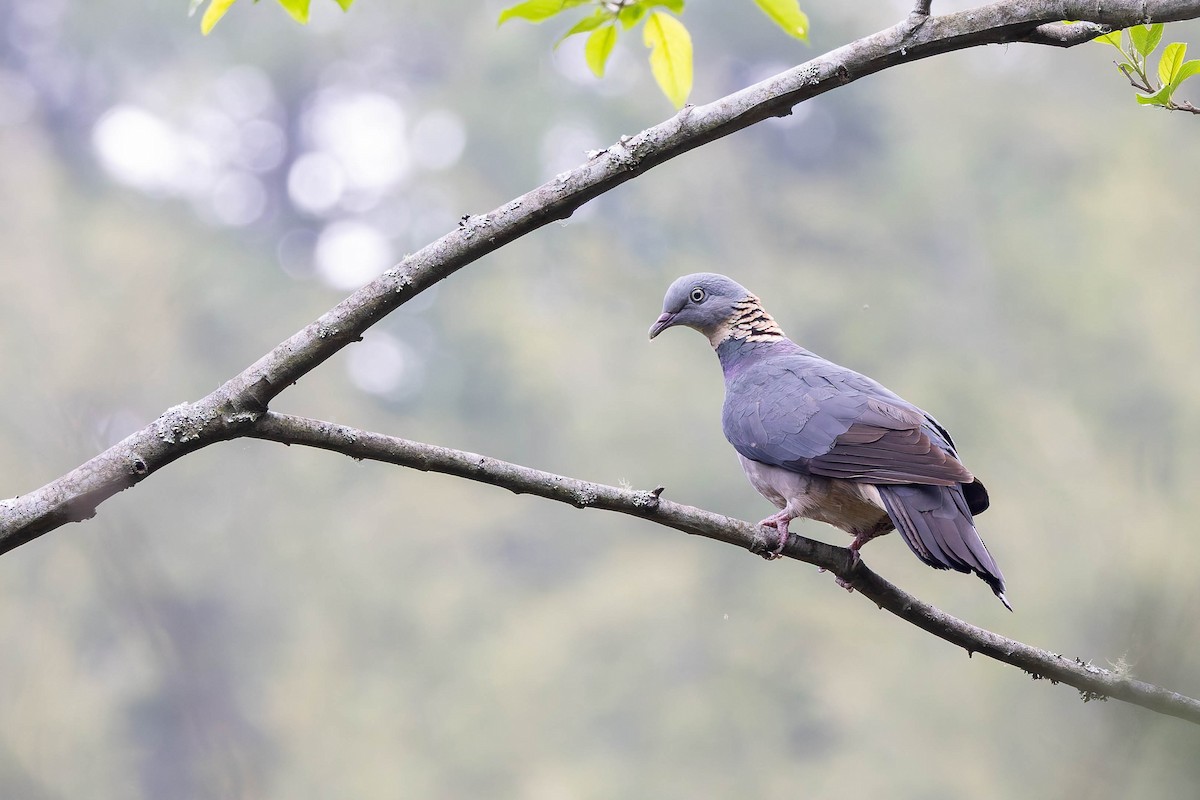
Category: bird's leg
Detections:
[
  {"x1": 835, "y1": 531, "x2": 871, "y2": 593},
  {"x1": 847, "y1": 533, "x2": 868, "y2": 567},
  {"x1": 755, "y1": 510, "x2": 792, "y2": 560}
]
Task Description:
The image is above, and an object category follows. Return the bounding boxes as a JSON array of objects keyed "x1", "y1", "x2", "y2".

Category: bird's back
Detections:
[{"x1": 718, "y1": 337, "x2": 941, "y2": 467}]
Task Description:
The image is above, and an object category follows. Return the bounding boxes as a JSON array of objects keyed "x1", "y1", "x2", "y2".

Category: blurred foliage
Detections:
[{"x1": 2, "y1": 1, "x2": 1200, "y2": 798}]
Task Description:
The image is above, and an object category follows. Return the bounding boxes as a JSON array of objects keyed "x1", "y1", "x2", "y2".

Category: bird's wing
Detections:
[{"x1": 723, "y1": 358, "x2": 972, "y2": 486}]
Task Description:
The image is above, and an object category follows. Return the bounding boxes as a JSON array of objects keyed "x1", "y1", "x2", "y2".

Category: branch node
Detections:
[
  {"x1": 604, "y1": 137, "x2": 640, "y2": 171},
  {"x1": 155, "y1": 402, "x2": 218, "y2": 445},
  {"x1": 572, "y1": 485, "x2": 599, "y2": 508},
  {"x1": 906, "y1": 1, "x2": 932, "y2": 37},
  {"x1": 631, "y1": 485, "x2": 664, "y2": 513},
  {"x1": 1023, "y1": 21, "x2": 1108, "y2": 47}
]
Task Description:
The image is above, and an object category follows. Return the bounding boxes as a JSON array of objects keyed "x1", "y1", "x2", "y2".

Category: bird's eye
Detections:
[{"x1": 689, "y1": 287, "x2": 706, "y2": 303}]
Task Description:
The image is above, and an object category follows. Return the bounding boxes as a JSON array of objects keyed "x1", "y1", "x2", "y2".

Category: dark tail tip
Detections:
[
  {"x1": 979, "y1": 566, "x2": 1008, "y2": 609},
  {"x1": 995, "y1": 589, "x2": 1013, "y2": 612}
]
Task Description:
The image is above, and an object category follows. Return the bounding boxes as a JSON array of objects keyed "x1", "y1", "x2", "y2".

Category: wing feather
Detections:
[{"x1": 723, "y1": 351, "x2": 975, "y2": 487}]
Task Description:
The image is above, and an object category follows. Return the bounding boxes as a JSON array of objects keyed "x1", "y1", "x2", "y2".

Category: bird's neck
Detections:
[
  {"x1": 713, "y1": 300, "x2": 795, "y2": 380},
  {"x1": 707, "y1": 295, "x2": 785, "y2": 348}
]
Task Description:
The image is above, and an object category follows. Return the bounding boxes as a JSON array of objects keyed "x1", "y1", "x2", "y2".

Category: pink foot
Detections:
[
  {"x1": 756, "y1": 511, "x2": 792, "y2": 560},
  {"x1": 848, "y1": 534, "x2": 868, "y2": 565},
  {"x1": 835, "y1": 532, "x2": 869, "y2": 592}
]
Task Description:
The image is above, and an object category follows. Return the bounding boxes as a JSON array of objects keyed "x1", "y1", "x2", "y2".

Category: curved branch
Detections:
[
  {"x1": 244, "y1": 412, "x2": 1200, "y2": 726},
  {"x1": 5, "y1": 0, "x2": 1200, "y2": 550}
]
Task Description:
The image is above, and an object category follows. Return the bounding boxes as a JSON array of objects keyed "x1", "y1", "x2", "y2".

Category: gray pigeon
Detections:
[{"x1": 649, "y1": 273, "x2": 1009, "y2": 609}]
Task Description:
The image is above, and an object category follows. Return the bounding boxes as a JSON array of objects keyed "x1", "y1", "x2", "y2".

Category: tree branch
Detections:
[
  {"x1": 5, "y1": 0, "x2": 1200, "y2": 550},
  {"x1": 244, "y1": 412, "x2": 1200, "y2": 726}
]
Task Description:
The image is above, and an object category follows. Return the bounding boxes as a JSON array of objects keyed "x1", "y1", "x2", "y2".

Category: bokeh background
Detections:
[{"x1": 2, "y1": 0, "x2": 1199, "y2": 796}]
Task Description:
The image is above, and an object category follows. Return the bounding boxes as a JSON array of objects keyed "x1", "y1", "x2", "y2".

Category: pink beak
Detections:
[{"x1": 648, "y1": 311, "x2": 677, "y2": 339}]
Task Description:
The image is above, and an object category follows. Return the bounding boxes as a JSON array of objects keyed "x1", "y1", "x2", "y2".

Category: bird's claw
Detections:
[
  {"x1": 767, "y1": 529, "x2": 788, "y2": 560},
  {"x1": 834, "y1": 542, "x2": 863, "y2": 593},
  {"x1": 750, "y1": 516, "x2": 790, "y2": 560},
  {"x1": 751, "y1": 532, "x2": 785, "y2": 561}
]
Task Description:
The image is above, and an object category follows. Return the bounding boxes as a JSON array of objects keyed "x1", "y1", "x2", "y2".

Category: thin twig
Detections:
[
  {"x1": 244, "y1": 412, "x2": 1200, "y2": 727},
  {"x1": 1115, "y1": 62, "x2": 1200, "y2": 112}
]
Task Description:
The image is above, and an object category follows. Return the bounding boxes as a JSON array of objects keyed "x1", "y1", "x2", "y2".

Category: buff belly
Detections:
[{"x1": 737, "y1": 454, "x2": 894, "y2": 538}]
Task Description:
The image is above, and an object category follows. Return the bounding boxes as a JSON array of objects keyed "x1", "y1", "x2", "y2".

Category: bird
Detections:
[{"x1": 649, "y1": 272, "x2": 1009, "y2": 609}]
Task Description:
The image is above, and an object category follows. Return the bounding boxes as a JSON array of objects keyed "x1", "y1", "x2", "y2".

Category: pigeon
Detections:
[{"x1": 649, "y1": 273, "x2": 1009, "y2": 609}]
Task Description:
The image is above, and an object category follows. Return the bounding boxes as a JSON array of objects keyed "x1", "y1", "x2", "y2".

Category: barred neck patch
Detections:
[{"x1": 709, "y1": 294, "x2": 785, "y2": 345}]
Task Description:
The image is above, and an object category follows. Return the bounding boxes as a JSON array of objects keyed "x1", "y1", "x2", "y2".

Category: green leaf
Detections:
[
  {"x1": 752, "y1": 0, "x2": 809, "y2": 41},
  {"x1": 276, "y1": 0, "x2": 310, "y2": 24},
  {"x1": 1158, "y1": 41, "x2": 1186, "y2": 85},
  {"x1": 201, "y1": 0, "x2": 239, "y2": 34},
  {"x1": 643, "y1": 11, "x2": 692, "y2": 109},
  {"x1": 1094, "y1": 29, "x2": 1124, "y2": 49},
  {"x1": 1145, "y1": 22, "x2": 1165, "y2": 54},
  {"x1": 1135, "y1": 83, "x2": 1173, "y2": 105},
  {"x1": 585, "y1": 24, "x2": 618, "y2": 78},
  {"x1": 498, "y1": 0, "x2": 589, "y2": 26},
  {"x1": 1174, "y1": 59, "x2": 1200, "y2": 86},
  {"x1": 1129, "y1": 23, "x2": 1164, "y2": 56},
  {"x1": 556, "y1": 9, "x2": 612, "y2": 47},
  {"x1": 644, "y1": 0, "x2": 685, "y2": 11},
  {"x1": 618, "y1": 4, "x2": 647, "y2": 29},
  {"x1": 332, "y1": 0, "x2": 353, "y2": 10},
  {"x1": 1127, "y1": 25, "x2": 1148, "y2": 54}
]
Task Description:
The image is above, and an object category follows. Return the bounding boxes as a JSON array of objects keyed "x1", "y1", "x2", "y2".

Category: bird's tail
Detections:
[{"x1": 877, "y1": 483, "x2": 1010, "y2": 611}]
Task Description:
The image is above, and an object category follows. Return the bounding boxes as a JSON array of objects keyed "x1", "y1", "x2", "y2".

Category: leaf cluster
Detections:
[
  {"x1": 1096, "y1": 23, "x2": 1200, "y2": 112},
  {"x1": 189, "y1": 0, "x2": 353, "y2": 35},
  {"x1": 498, "y1": 0, "x2": 810, "y2": 109}
]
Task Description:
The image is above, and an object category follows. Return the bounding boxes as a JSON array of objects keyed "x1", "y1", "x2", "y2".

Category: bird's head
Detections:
[
  {"x1": 648, "y1": 273, "x2": 751, "y2": 341},
  {"x1": 649, "y1": 273, "x2": 767, "y2": 346}
]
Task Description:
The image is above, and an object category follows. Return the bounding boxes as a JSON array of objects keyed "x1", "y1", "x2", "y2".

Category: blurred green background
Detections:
[{"x1": 2, "y1": 0, "x2": 1199, "y2": 797}]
